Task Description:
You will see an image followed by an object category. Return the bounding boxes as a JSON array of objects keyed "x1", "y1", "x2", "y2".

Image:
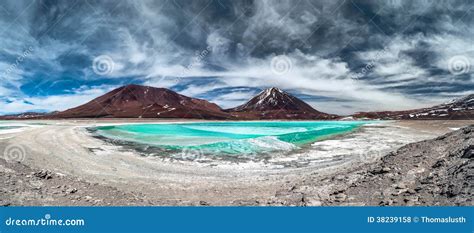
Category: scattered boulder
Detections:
[
  {"x1": 199, "y1": 201, "x2": 210, "y2": 206},
  {"x1": 370, "y1": 166, "x2": 391, "y2": 175},
  {"x1": 461, "y1": 145, "x2": 473, "y2": 158},
  {"x1": 33, "y1": 170, "x2": 53, "y2": 179},
  {"x1": 65, "y1": 188, "x2": 78, "y2": 194}
]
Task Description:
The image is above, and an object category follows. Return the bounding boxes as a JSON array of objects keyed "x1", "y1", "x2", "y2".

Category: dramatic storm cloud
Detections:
[{"x1": 0, "y1": 0, "x2": 472, "y2": 114}]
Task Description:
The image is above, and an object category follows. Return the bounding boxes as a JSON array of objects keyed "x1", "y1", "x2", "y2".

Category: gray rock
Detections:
[
  {"x1": 33, "y1": 170, "x2": 53, "y2": 180},
  {"x1": 199, "y1": 201, "x2": 210, "y2": 206},
  {"x1": 461, "y1": 146, "x2": 473, "y2": 158},
  {"x1": 382, "y1": 167, "x2": 391, "y2": 173},
  {"x1": 395, "y1": 183, "x2": 407, "y2": 189},
  {"x1": 65, "y1": 188, "x2": 78, "y2": 194}
]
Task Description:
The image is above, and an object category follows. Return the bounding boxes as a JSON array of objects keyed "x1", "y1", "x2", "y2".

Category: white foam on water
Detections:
[
  {"x1": 247, "y1": 136, "x2": 296, "y2": 151},
  {"x1": 182, "y1": 125, "x2": 308, "y2": 136},
  {"x1": 183, "y1": 136, "x2": 297, "y2": 156}
]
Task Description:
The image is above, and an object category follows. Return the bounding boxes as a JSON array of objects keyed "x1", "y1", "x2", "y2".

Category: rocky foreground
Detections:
[
  {"x1": 0, "y1": 158, "x2": 150, "y2": 206},
  {"x1": 272, "y1": 125, "x2": 473, "y2": 206},
  {"x1": 0, "y1": 125, "x2": 472, "y2": 206}
]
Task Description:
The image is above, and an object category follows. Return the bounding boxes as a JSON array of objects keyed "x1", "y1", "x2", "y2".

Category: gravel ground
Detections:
[
  {"x1": 0, "y1": 120, "x2": 472, "y2": 206},
  {"x1": 271, "y1": 125, "x2": 473, "y2": 206},
  {"x1": 0, "y1": 159, "x2": 151, "y2": 206}
]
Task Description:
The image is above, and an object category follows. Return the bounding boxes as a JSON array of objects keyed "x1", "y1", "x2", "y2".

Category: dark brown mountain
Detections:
[
  {"x1": 226, "y1": 87, "x2": 338, "y2": 119},
  {"x1": 54, "y1": 84, "x2": 230, "y2": 119},
  {"x1": 352, "y1": 94, "x2": 474, "y2": 120}
]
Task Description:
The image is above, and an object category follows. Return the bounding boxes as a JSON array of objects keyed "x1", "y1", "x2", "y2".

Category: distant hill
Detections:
[
  {"x1": 0, "y1": 111, "x2": 52, "y2": 120},
  {"x1": 3, "y1": 85, "x2": 472, "y2": 120},
  {"x1": 352, "y1": 94, "x2": 474, "y2": 120},
  {"x1": 226, "y1": 87, "x2": 338, "y2": 120}
]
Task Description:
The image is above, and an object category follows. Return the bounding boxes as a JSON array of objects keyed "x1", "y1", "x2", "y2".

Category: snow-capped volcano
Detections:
[{"x1": 226, "y1": 87, "x2": 338, "y2": 119}]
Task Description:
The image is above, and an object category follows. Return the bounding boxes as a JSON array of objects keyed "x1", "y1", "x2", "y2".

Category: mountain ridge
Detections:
[
  {"x1": 352, "y1": 94, "x2": 474, "y2": 120},
  {"x1": 53, "y1": 85, "x2": 338, "y2": 120},
  {"x1": 1, "y1": 84, "x2": 473, "y2": 120},
  {"x1": 53, "y1": 84, "x2": 229, "y2": 119},
  {"x1": 226, "y1": 87, "x2": 337, "y2": 119}
]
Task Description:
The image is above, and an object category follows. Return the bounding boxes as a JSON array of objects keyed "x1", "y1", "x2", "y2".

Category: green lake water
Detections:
[{"x1": 94, "y1": 121, "x2": 368, "y2": 157}]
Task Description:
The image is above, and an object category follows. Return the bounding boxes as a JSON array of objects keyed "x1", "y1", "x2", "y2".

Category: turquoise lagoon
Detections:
[{"x1": 94, "y1": 121, "x2": 369, "y2": 159}]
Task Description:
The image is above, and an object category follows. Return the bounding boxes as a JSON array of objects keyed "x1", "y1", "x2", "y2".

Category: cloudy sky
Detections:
[{"x1": 0, "y1": 0, "x2": 472, "y2": 115}]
